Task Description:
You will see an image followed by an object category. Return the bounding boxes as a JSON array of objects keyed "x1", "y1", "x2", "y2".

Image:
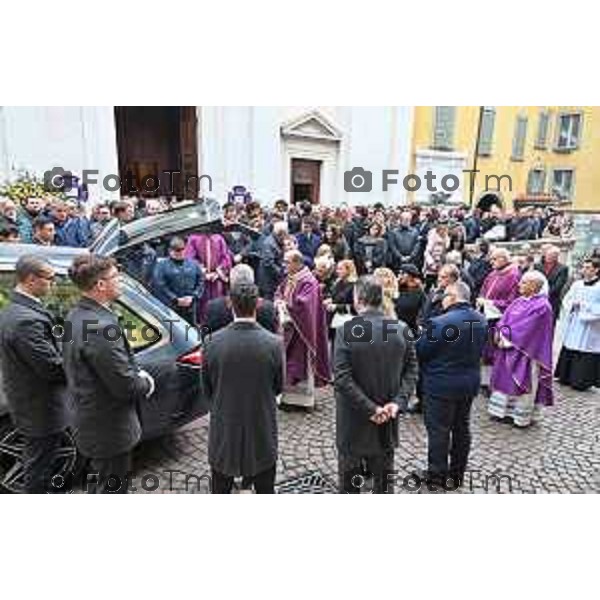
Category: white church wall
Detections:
[
  {"x1": 0, "y1": 106, "x2": 119, "y2": 204},
  {"x1": 198, "y1": 106, "x2": 414, "y2": 208}
]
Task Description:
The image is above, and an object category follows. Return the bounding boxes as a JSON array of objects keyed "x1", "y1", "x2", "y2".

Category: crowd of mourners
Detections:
[{"x1": 2, "y1": 192, "x2": 599, "y2": 494}]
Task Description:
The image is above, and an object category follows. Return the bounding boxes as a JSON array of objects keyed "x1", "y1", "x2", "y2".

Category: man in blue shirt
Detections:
[
  {"x1": 416, "y1": 281, "x2": 487, "y2": 490},
  {"x1": 295, "y1": 217, "x2": 321, "y2": 268},
  {"x1": 49, "y1": 200, "x2": 90, "y2": 248},
  {"x1": 152, "y1": 236, "x2": 205, "y2": 325}
]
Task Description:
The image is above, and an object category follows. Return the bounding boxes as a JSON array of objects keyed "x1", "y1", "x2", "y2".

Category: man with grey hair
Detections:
[
  {"x1": 205, "y1": 264, "x2": 278, "y2": 334},
  {"x1": 276, "y1": 250, "x2": 330, "y2": 409},
  {"x1": 534, "y1": 244, "x2": 569, "y2": 323},
  {"x1": 489, "y1": 269, "x2": 554, "y2": 427},
  {"x1": 334, "y1": 276, "x2": 418, "y2": 493},
  {"x1": 416, "y1": 280, "x2": 487, "y2": 490}
]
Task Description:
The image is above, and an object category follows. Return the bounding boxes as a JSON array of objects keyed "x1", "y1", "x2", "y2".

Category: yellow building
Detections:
[{"x1": 409, "y1": 106, "x2": 600, "y2": 212}]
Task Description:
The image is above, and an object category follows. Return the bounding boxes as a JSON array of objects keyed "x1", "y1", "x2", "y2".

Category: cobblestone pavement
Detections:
[{"x1": 131, "y1": 382, "x2": 599, "y2": 494}]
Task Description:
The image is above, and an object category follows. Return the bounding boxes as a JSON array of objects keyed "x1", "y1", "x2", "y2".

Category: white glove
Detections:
[{"x1": 138, "y1": 369, "x2": 155, "y2": 398}]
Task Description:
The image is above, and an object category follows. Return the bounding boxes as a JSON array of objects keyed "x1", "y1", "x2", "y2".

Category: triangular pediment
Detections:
[{"x1": 281, "y1": 110, "x2": 342, "y2": 142}]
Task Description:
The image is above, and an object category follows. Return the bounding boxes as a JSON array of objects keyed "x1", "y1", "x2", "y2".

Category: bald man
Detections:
[
  {"x1": 205, "y1": 264, "x2": 278, "y2": 334},
  {"x1": 534, "y1": 245, "x2": 569, "y2": 323},
  {"x1": 478, "y1": 248, "x2": 522, "y2": 393},
  {"x1": 489, "y1": 270, "x2": 554, "y2": 427},
  {"x1": 275, "y1": 250, "x2": 331, "y2": 408}
]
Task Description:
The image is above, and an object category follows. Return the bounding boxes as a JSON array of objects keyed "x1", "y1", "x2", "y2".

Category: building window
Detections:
[
  {"x1": 527, "y1": 168, "x2": 546, "y2": 195},
  {"x1": 477, "y1": 107, "x2": 496, "y2": 156},
  {"x1": 550, "y1": 168, "x2": 575, "y2": 200},
  {"x1": 432, "y1": 106, "x2": 456, "y2": 151},
  {"x1": 534, "y1": 110, "x2": 550, "y2": 149},
  {"x1": 511, "y1": 115, "x2": 528, "y2": 161},
  {"x1": 555, "y1": 112, "x2": 582, "y2": 151}
]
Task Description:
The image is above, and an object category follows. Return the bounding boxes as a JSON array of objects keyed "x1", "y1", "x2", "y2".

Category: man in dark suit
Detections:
[
  {"x1": 421, "y1": 264, "x2": 460, "y2": 323},
  {"x1": 334, "y1": 276, "x2": 418, "y2": 493},
  {"x1": 256, "y1": 220, "x2": 287, "y2": 300},
  {"x1": 534, "y1": 245, "x2": 569, "y2": 323},
  {"x1": 203, "y1": 282, "x2": 284, "y2": 494},
  {"x1": 295, "y1": 217, "x2": 322, "y2": 268},
  {"x1": 416, "y1": 281, "x2": 487, "y2": 491},
  {"x1": 205, "y1": 264, "x2": 278, "y2": 335},
  {"x1": 388, "y1": 210, "x2": 422, "y2": 272},
  {"x1": 0, "y1": 256, "x2": 70, "y2": 493},
  {"x1": 63, "y1": 255, "x2": 155, "y2": 493}
]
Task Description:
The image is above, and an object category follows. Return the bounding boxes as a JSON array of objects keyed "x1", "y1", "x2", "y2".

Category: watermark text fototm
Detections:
[
  {"x1": 343, "y1": 167, "x2": 512, "y2": 195},
  {"x1": 349, "y1": 469, "x2": 515, "y2": 493},
  {"x1": 43, "y1": 166, "x2": 212, "y2": 196},
  {"x1": 343, "y1": 317, "x2": 510, "y2": 346},
  {"x1": 49, "y1": 318, "x2": 213, "y2": 345}
]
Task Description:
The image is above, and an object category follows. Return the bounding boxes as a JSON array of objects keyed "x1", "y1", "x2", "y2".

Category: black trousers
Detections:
[
  {"x1": 424, "y1": 395, "x2": 474, "y2": 484},
  {"x1": 175, "y1": 304, "x2": 197, "y2": 327},
  {"x1": 211, "y1": 464, "x2": 276, "y2": 494},
  {"x1": 338, "y1": 451, "x2": 395, "y2": 494},
  {"x1": 86, "y1": 452, "x2": 132, "y2": 494},
  {"x1": 22, "y1": 431, "x2": 67, "y2": 494}
]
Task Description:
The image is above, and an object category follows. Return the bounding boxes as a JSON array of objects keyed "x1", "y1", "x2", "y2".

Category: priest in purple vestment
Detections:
[
  {"x1": 184, "y1": 232, "x2": 233, "y2": 324},
  {"x1": 275, "y1": 250, "x2": 331, "y2": 408},
  {"x1": 488, "y1": 270, "x2": 554, "y2": 428},
  {"x1": 477, "y1": 248, "x2": 523, "y2": 392},
  {"x1": 478, "y1": 248, "x2": 522, "y2": 315}
]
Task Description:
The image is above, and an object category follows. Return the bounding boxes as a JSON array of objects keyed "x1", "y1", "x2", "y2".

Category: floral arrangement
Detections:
[{"x1": 0, "y1": 171, "x2": 65, "y2": 206}]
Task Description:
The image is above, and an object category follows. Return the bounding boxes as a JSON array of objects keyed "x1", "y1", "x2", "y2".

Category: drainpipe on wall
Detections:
[{"x1": 469, "y1": 106, "x2": 484, "y2": 209}]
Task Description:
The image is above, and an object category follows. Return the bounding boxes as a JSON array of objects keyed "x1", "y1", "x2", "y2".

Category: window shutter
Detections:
[
  {"x1": 512, "y1": 115, "x2": 528, "y2": 160},
  {"x1": 570, "y1": 114, "x2": 582, "y2": 147},
  {"x1": 527, "y1": 169, "x2": 545, "y2": 194},
  {"x1": 535, "y1": 111, "x2": 550, "y2": 148},
  {"x1": 433, "y1": 106, "x2": 456, "y2": 150},
  {"x1": 478, "y1": 107, "x2": 496, "y2": 156}
]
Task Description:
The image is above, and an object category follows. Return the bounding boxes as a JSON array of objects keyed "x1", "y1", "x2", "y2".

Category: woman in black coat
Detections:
[
  {"x1": 323, "y1": 259, "x2": 358, "y2": 347},
  {"x1": 354, "y1": 222, "x2": 388, "y2": 274},
  {"x1": 395, "y1": 264, "x2": 427, "y2": 332},
  {"x1": 323, "y1": 223, "x2": 351, "y2": 263}
]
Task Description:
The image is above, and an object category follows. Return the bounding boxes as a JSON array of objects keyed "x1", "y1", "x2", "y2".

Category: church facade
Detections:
[{"x1": 0, "y1": 106, "x2": 414, "y2": 207}]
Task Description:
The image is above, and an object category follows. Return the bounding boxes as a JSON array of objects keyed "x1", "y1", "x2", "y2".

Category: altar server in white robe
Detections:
[{"x1": 555, "y1": 257, "x2": 600, "y2": 391}]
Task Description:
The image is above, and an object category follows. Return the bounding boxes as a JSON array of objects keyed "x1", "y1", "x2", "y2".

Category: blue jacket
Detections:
[
  {"x1": 152, "y1": 257, "x2": 205, "y2": 308},
  {"x1": 54, "y1": 217, "x2": 91, "y2": 248},
  {"x1": 296, "y1": 232, "x2": 322, "y2": 267},
  {"x1": 416, "y1": 303, "x2": 487, "y2": 399}
]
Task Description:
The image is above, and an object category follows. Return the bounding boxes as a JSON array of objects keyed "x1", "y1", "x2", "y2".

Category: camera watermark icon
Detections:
[
  {"x1": 43, "y1": 166, "x2": 73, "y2": 193},
  {"x1": 344, "y1": 167, "x2": 373, "y2": 192},
  {"x1": 343, "y1": 316, "x2": 374, "y2": 344}
]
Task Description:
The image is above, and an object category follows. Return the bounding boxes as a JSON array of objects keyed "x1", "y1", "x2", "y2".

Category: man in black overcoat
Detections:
[{"x1": 0, "y1": 256, "x2": 70, "y2": 493}]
